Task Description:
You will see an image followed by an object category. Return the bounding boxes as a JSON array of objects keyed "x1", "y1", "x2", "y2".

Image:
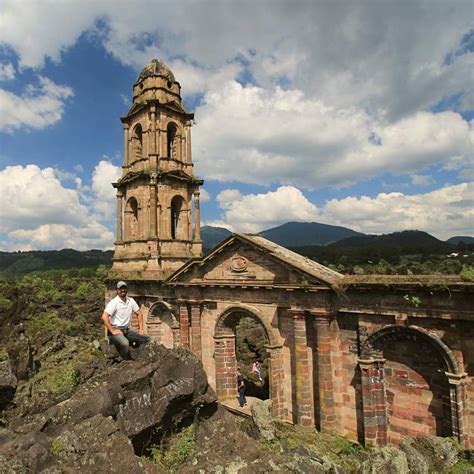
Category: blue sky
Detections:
[{"x1": 0, "y1": 0, "x2": 473, "y2": 250}]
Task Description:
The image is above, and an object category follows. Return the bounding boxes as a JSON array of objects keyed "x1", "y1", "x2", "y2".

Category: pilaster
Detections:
[
  {"x1": 311, "y1": 309, "x2": 337, "y2": 434},
  {"x1": 178, "y1": 301, "x2": 190, "y2": 349},
  {"x1": 189, "y1": 301, "x2": 202, "y2": 359},
  {"x1": 289, "y1": 309, "x2": 314, "y2": 430},
  {"x1": 359, "y1": 357, "x2": 387, "y2": 447}
]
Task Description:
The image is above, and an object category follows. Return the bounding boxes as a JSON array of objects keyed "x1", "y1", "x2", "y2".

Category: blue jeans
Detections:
[
  {"x1": 107, "y1": 326, "x2": 150, "y2": 360},
  {"x1": 238, "y1": 387, "x2": 246, "y2": 407}
]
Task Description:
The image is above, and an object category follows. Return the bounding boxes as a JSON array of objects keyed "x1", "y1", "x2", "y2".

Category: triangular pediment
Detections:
[{"x1": 169, "y1": 234, "x2": 343, "y2": 290}]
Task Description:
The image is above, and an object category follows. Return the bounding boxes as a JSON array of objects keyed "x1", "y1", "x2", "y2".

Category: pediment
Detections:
[{"x1": 169, "y1": 234, "x2": 342, "y2": 289}]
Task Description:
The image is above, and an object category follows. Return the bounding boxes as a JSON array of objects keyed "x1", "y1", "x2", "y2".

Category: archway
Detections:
[
  {"x1": 171, "y1": 195, "x2": 186, "y2": 239},
  {"x1": 362, "y1": 326, "x2": 459, "y2": 444},
  {"x1": 167, "y1": 122, "x2": 177, "y2": 159},
  {"x1": 148, "y1": 302, "x2": 179, "y2": 349},
  {"x1": 132, "y1": 124, "x2": 143, "y2": 161},
  {"x1": 214, "y1": 308, "x2": 270, "y2": 403},
  {"x1": 125, "y1": 197, "x2": 139, "y2": 240}
]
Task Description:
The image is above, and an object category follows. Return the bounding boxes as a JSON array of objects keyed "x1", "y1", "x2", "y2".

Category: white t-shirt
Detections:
[{"x1": 104, "y1": 295, "x2": 139, "y2": 327}]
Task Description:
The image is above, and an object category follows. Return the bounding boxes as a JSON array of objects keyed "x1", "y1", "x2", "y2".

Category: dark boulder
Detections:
[
  {"x1": 1, "y1": 343, "x2": 216, "y2": 471},
  {"x1": 0, "y1": 359, "x2": 17, "y2": 410}
]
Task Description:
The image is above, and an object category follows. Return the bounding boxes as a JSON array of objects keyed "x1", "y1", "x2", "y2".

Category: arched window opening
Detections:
[
  {"x1": 132, "y1": 124, "x2": 143, "y2": 161},
  {"x1": 125, "y1": 197, "x2": 139, "y2": 240},
  {"x1": 167, "y1": 122, "x2": 177, "y2": 159},
  {"x1": 171, "y1": 195, "x2": 185, "y2": 239}
]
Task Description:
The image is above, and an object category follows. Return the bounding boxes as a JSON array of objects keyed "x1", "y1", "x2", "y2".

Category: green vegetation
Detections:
[
  {"x1": 0, "y1": 295, "x2": 12, "y2": 310},
  {"x1": 148, "y1": 424, "x2": 197, "y2": 472},
  {"x1": 50, "y1": 437, "x2": 64, "y2": 456},
  {"x1": 36, "y1": 363, "x2": 80, "y2": 395},
  {"x1": 404, "y1": 294, "x2": 422, "y2": 308},
  {"x1": 460, "y1": 265, "x2": 474, "y2": 282}
]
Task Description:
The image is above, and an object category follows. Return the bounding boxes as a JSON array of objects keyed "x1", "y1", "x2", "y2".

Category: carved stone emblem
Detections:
[{"x1": 230, "y1": 255, "x2": 248, "y2": 273}]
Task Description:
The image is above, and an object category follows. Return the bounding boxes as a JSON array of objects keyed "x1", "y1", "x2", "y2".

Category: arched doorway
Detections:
[
  {"x1": 148, "y1": 302, "x2": 179, "y2": 349},
  {"x1": 214, "y1": 308, "x2": 270, "y2": 403},
  {"x1": 361, "y1": 326, "x2": 461, "y2": 445}
]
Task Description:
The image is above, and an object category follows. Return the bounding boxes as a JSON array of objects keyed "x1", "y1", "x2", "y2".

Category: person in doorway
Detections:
[
  {"x1": 252, "y1": 359, "x2": 263, "y2": 382},
  {"x1": 102, "y1": 281, "x2": 150, "y2": 360},
  {"x1": 236, "y1": 368, "x2": 247, "y2": 407}
]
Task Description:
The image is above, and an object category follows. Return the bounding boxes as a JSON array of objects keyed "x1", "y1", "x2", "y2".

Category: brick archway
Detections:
[
  {"x1": 213, "y1": 306, "x2": 284, "y2": 414},
  {"x1": 359, "y1": 325, "x2": 466, "y2": 445}
]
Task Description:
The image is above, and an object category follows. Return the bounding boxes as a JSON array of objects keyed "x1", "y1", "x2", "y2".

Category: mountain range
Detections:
[{"x1": 0, "y1": 222, "x2": 471, "y2": 275}]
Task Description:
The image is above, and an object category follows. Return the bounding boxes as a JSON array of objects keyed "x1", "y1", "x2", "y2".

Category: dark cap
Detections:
[{"x1": 116, "y1": 281, "x2": 128, "y2": 289}]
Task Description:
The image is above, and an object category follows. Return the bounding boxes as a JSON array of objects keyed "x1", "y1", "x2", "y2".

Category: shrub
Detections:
[
  {"x1": 0, "y1": 296, "x2": 12, "y2": 310},
  {"x1": 148, "y1": 424, "x2": 197, "y2": 472},
  {"x1": 460, "y1": 266, "x2": 474, "y2": 282}
]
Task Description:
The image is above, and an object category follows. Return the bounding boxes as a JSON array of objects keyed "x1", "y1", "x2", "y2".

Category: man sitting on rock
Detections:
[{"x1": 102, "y1": 281, "x2": 150, "y2": 360}]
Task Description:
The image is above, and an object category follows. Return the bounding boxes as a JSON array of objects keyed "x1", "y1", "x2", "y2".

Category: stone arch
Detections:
[
  {"x1": 148, "y1": 301, "x2": 179, "y2": 349},
  {"x1": 131, "y1": 123, "x2": 143, "y2": 161},
  {"x1": 213, "y1": 306, "x2": 277, "y2": 404},
  {"x1": 360, "y1": 325, "x2": 462, "y2": 445},
  {"x1": 362, "y1": 325, "x2": 459, "y2": 373},
  {"x1": 124, "y1": 196, "x2": 139, "y2": 240},
  {"x1": 170, "y1": 195, "x2": 187, "y2": 240}
]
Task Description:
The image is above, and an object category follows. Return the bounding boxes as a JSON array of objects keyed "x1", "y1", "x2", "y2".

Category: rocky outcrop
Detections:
[
  {"x1": 0, "y1": 343, "x2": 216, "y2": 472},
  {"x1": 361, "y1": 437, "x2": 462, "y2": 474},
  {"x1": 0, "y1": 359, "x2": 17, "y2": 410}
]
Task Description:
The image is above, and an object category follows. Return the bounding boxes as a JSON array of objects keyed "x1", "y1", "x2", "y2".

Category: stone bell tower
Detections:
[{"x1": 112, "y1": 59, "x2": 203, "y2": 279}]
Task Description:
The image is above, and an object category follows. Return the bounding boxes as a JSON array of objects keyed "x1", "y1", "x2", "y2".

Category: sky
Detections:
[{"x1": 0, "y1": 0, "x2": 473, "y2": 251}]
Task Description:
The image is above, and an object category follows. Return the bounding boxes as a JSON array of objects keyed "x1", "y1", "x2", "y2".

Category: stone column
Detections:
[
  {"x1": 312, "y1": 310, "x2": 337, "y2": 433},
  {"x1": 181, "y1": 135, "x2": 186, "y2": 164},
  {"x1": 189, "y1": 301, "x2": 202, "y2": 360},
  {"x1": 290, "y1": 309, "x2": 314, "y2": 430},
  {"x1": 266, "y1": 344, "x2": 286, "y2": 420},
  {"x1": 116, "y1": 191, "x2": 123, "y2": 242},
  {"x1": 359, "y1": 357, "x2": 387, "y2": 447},
  {"x1": 193, "y1": 191, "x2": 201, "y2": 241},
  {"x1": 178, "y1": 301, "x2": 190, "y2": 349},
  {"x1": 150, "y1": 106, "x2": 156, "y2": 154},
  {"x1": 446, "y1": 371, "x2": 468, "y2": 446},
  {"x1": 148, "y1": 174, "x2": 157, "y2": 239},
  {"x1": 214, "y1": 334, "x2": 237, "y2": 399},
  {"x1": 123, "y1": 124, "x2": 129, "y2": 166},
  {"x1": 176, "y1": 133, "x2": 182, "y2": 161},
  {"x1": 186, "y1": 121, "x2": 192, "y2": 164}
]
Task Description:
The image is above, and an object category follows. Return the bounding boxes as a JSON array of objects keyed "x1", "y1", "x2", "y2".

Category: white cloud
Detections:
[
  {"x1": 0, "y1": 76, "x2": 73, "y2": 132},
  {"x1": 199, "y1": 188, "x2": 211, "y2": 202},
  {"x1": 0, "y1": 63, "x2": 15, "y2": 80},
  {"x1": 9, "y1": 222, "x2": 114, "y2": 251},
  {"x1": 216, "y1": 186, "x2": 318, "y2": 233},
  {"x1": 214, "y1": 183, "x2": 474, "y2": 240},
  {"x1": 0, "y1": 163, "x2": 118, "y2": 250},
  {"x1": 0, "y1": 1, "x2": 472, "y2": 120},
  {"x1": 193, "y1": 82, "x2": 473, "y2": 188},
  {"x1": 91, "y1": 160, "x2": 122, "y2": 219},
  {"x1": 321, "y1": 183, "x2": 474, "y2": 240},
  {"x1": 0, "y1": 165, "x2": 89, "y2": 232}
]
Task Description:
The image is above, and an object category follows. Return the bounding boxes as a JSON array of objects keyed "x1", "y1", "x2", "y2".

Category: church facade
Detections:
[{"x1": 108, "y1": 60, "x2": 474, "y2": 448}]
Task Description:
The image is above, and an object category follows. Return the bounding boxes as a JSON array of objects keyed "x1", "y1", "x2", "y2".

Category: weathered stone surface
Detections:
[
  {"x1": 249, "y1": 399, "x2": 276, "y2": 441},
  {"x1": 1, "y1": 343, "x2": 216, "y2": 470},
  {"x1": 400, "y1": 436, "x2": 460, "y2": 473},
  {"x1": 361, "y1": 446, "x2": 409, "y2": 474},
  {"x1": 6, "y1": 331, "x2": 33, "y2": 380},
  {"x1": 0, "y1": 359, "x2": 17, "y2": 409}
]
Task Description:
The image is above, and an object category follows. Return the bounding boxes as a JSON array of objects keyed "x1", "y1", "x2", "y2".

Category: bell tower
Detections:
[{"x1": 112, "y1": 59, "x2": 203, "y2": 279}]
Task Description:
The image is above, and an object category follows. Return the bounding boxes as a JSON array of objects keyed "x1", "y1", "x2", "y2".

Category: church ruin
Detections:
[{"x1": 109, "y1": 59, "x2": 474, "y2": 448}]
